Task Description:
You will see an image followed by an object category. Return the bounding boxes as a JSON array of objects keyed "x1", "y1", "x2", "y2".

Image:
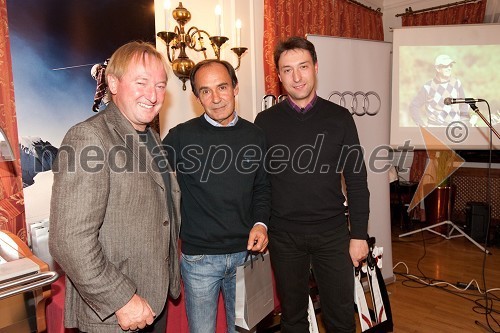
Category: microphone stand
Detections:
[
  {"x1": 469, "y1": 103, "x2": 500, "y2": 139},
  {"x1": 469, "y1": 102, "x2": 498, "y2": 333}
]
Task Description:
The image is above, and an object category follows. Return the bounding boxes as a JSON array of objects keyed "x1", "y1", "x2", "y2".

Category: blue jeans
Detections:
[{"x1": 181, "y1": 251, "x2": 247, "y2": 333}]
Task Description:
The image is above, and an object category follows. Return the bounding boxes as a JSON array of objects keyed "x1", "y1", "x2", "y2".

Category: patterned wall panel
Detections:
[{"x1": 451, "y1": 167, "x2": 500, "y2": 224}]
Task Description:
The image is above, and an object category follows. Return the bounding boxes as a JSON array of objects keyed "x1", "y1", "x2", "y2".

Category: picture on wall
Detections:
[{"x1": 7, "y1": 0, "x2": 156, "y2": 227}]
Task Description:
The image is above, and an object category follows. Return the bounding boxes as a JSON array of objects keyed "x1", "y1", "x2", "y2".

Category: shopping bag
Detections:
[
  {"x1": 307, "y1": 295, "x2": 319, "y2": 333},
  {"x1": 354, "y1": 237, "x2": 393, "y2": 332},
  {"x1": 235, "y1": 252, "x2": 274, "y2": 330}
]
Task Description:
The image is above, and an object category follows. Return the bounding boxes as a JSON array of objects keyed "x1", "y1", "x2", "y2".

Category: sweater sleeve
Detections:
[
  {"x1": 339, "y1": 112, "x2": 370, "y2": 240},
  {"x1": 162, "y1": 126, "x2": 178, "y2": 171},
  {"x1": 251, "y1": 132, "x2": 271, "y2": 225},
  {"x1": 409, "y1": 86, "x2": 427, "y2": 126},
  {"x1": 457, "y1": 80, "x2": 469, "y2": 117}
]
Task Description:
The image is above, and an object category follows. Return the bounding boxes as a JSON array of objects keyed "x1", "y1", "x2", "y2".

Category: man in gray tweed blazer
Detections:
[{"x1": 49, "y1": 41, "x2": 181, "y2": 333}]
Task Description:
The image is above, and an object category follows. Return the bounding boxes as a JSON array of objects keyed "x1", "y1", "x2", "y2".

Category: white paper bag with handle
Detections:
[
  {"x1": 307, "y1": 295, "x2": 319, "y2": 333},
  {"x1": 235, "y1": 252, "x2": 274, "y2": 330}
]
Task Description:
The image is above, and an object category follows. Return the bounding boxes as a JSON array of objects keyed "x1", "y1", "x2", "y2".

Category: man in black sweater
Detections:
[
  {"x1": 163, "y1": 59, "x2": 270, "y2": 333},
  {"x1": 254, "y1": 36, "x2": 370, "y2": 333}
]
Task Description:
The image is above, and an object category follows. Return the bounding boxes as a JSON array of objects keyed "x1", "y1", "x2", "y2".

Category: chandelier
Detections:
[{"x1": 157, "y1": 2, "x2": 248, "y2": 90}]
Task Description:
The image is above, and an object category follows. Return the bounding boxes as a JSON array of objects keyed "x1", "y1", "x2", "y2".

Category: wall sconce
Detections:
[
  {"x1": 0, "y1": 128, "x2": 15, "y2": 163},
  {"x1": 157, "y1": 2, "x2": 248, "y2": 90}
]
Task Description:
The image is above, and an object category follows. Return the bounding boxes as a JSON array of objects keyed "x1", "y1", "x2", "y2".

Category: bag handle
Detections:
[{"x1": 244, "y1": 250, "x2": 265, "y2": 269}]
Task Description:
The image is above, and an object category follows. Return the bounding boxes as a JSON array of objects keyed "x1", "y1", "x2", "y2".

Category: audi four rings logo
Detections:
[{"x1": 328, "y1": 91, "x2": 381, "y2": 116}]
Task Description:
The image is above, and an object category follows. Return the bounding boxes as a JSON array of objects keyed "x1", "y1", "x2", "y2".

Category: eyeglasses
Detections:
[{"x1": 437, "y1": 64, "x2": 453, "y2": 69}]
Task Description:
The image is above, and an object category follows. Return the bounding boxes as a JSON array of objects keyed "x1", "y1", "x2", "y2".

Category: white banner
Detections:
[{"x1": 307, "y1": 35, "x2": 394, "y2": 282}]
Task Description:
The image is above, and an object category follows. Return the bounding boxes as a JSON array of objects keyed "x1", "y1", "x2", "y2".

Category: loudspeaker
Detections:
[{"x1": 465, "y1": 202, "x2": 490, "y2": 243}]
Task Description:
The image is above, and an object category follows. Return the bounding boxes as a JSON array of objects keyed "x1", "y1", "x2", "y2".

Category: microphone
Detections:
[{"x1": 444, "y1": 97, "x2": 484, "y2": 105}]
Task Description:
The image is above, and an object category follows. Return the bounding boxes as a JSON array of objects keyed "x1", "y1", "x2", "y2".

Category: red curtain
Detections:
[
  {"x1": 331, "y1": 0, "x2": 384, "y2": 40},
  {"x1": 402, "y1": 0, "x2": 486, "y2": 26},
  {"x1": 0, "y1": 0, "x2": 26, "y2": 241},
  {"x1": 263, "y1": 0, "x2": 384, "y2": 97}
]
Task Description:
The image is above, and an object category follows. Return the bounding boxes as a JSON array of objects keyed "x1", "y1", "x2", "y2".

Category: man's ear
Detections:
[
  {"x1": 107, "y1": 74, "x2": 118, "y2": 94},
  {"x1": 234, "y1": 83, "x2": 239, "y2": 97},
  {"x1": 278, "y1": 74, "x2": 282, "y2": 82}
]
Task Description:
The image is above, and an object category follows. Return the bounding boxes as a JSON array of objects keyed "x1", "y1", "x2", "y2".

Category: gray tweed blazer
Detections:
[{"x1": 49, "y1": 102, "x2": 181, "y2": 332}]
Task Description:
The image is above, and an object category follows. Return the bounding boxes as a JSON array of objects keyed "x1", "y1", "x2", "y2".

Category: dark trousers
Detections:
[
  {"x1": 144, "y1": 304, "x2": 167, "y2": 333},
  {"x1": 269, "y1": 224, "x2": 355, "y2": 333}
]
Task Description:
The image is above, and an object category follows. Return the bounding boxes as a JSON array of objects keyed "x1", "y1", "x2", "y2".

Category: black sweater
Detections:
[
  {"x1": 163, "y1": 115, "x2": 271, "y2": 254},
  {"x1": 254, "y1": 97, "x2": 369, "y2": 239}
]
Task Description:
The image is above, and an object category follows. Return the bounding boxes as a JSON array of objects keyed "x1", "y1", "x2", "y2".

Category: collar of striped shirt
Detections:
[{"x1": 286, "y1": 93, "x2": 318, "y2": 114}]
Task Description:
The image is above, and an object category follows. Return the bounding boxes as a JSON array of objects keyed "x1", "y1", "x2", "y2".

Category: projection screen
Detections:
[{"x1": 391, "y1": 24, "x2": 500, "y2": 150}]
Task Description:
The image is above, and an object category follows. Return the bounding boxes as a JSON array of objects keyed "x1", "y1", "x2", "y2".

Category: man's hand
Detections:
[
  {"x1": 115, "y1": 294, "x2": 156, "y2": 331},
  {"x1": 247, "y1": 224, "x2": 268, "y2": 252},
  {"x1": 350, "y1": 239, "x2": 368, "y2": 267}
]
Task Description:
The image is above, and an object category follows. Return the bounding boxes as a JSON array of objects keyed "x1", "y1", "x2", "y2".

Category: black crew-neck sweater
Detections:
[
  {"x1": 254, "y1": 97, "x2": 369, "y2": 239},
  {"x1": 163, "y1": 115, "x2": 270, "y2": 255}
]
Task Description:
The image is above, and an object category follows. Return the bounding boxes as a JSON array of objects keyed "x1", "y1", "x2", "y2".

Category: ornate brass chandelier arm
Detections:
[
  {"x1": 230, "y1": 47, "x2": 248, "y2": 70},
  {"x1": 157, "y1": 31, "x2": 178, "y2": 63},
  {"x1": 209, "y1": 36, "x2": 229, "y2": 60},
  {"x1": 187, "y1": 27, "x2": 211, "y2": 59}
]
